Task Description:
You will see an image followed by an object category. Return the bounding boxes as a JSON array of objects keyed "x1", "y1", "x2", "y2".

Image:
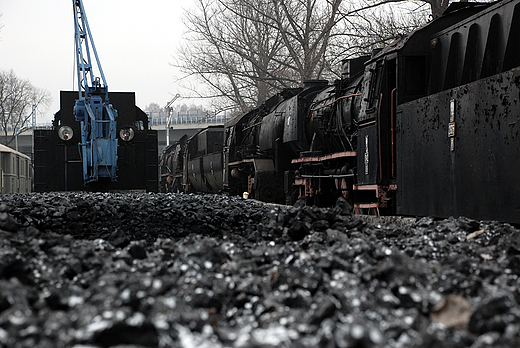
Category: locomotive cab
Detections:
[{"x1": 352, "y1": 54, "x2": 398, "y2": 214}]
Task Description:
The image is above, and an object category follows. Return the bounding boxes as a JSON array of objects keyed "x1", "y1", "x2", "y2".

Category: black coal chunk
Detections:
[
  {"x1": 469, "y1": 295, "x2": 519, "y2": 334},
  {"x1": 0, "y1": 203, "x2": 20, "y2": 232},
  {"x1": 0, "y1": 192, "x2": 519, "y2": 347},
  {"x1": 92, "y1": 321, "x2": 159, "y2": 348}
]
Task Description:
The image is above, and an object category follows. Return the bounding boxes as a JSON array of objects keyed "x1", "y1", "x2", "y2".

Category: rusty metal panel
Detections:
[
  {"x1": 292, "y1": 151, "x2": 356, "y2": 164},
  {"x1": 397, "y1": 67, "x2": 520, "y2": 223}
]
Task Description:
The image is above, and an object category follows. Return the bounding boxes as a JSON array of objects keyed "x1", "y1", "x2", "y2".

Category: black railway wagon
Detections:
[
  {"x1": 394, "y1": 0, "x2": 520, "y2": 222},
  {"x1": 224, "y1": 82, "x2": 328, "y2": 203},
  {"x1": 34, "y1": 91, "x2": 158, "y2": 192},
  {"x1": 184, "y1": 126, "x2": 225, "y2": 193}
]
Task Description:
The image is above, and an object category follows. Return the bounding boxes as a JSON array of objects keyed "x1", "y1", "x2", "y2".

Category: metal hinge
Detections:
[{"x1": 449, "y1": 99, "x2": 456, "y2": 151}]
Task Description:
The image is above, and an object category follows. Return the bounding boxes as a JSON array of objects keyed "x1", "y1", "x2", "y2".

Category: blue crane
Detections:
[{"x1": 72, "y1": 0, "x2": 118, "y2": 185}]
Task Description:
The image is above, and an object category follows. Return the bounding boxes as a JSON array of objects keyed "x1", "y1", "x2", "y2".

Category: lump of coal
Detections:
[
  {"x1": 0, "y1": 204, "x2": 20, "y2": 232},
  {"x1": 0, "y1": 192, "x2": 519, "y2": 347}
]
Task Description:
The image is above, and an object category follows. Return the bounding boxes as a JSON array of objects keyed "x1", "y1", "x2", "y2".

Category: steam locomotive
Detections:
[{"x1": 160, "y1": 0, "x2": 520, "y2": 224}]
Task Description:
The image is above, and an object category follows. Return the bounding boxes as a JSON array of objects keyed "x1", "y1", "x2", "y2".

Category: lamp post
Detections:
[
  {"x1": 15, "y1": 126, "x2": 29, "y2": 152},
  {"x1": 32, "y1": 105, "x2": 36, "y2": 163},
  {"x1": 164, "y1": 94, "x2": 180, "y2": 147}
]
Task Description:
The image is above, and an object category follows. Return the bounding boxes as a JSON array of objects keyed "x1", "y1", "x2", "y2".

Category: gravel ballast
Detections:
[{"x1": 0, "y1": 192, "x2": 519, "y2": 347}]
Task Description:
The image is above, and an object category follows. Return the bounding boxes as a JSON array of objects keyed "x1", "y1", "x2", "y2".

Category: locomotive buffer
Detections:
[{"x1": 72, "y1": 0, "x2": 118, "y2": 186}]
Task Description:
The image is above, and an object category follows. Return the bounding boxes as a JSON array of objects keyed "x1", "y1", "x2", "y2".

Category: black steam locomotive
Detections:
[
  {"x1": 161, "y1": 0, "x2": 520, "y2": 224},
  {"x1": 35, "y1": 91, "x2": 158, "y2": 192}
]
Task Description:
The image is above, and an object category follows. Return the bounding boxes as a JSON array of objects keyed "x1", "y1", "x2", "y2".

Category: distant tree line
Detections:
[
  {"x1": 173, "y1": 0, "x2": 488, "y2": 114},
  {"x1": 0, "y1": 19, "x2": 52, "y2": 148}
]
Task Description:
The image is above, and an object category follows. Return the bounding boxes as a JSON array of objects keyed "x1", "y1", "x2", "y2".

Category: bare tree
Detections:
[
  {"x1": 176, "y1": 0, "x2": 345, "y2": 111},
  {"x1": 265, "y1": 0, "x2": 344, "y2": 82},
  {"x1": 426, "y1": 0, "x2": 451, "y2": 19},
  {"x1": 349, "y1": 0, "x2": 448, "y2": 20},
  {"x1": 176, "y1": 0, "x2": 429, "y2": 111},
  {"x1": 145, "y1": 102, "x2": 164, "y2": 114},
  {"x1": 175, "y1": 0, "x2": 290, "y2": 113},
  {"x1": 144, "y1": 102, "x2": 166, "y2": 124},
  {"x1": 0, "y1": 70, "x2": 51, "y2": 147},
  {"x1": 329, "y1": 0, "x2": 429, "y2": 63},
  {"x1": 333, "y1": 0, "x2": 493, "y2": 63},
  {"x1": 175, "y1": 0, "x2": 486, "y2": 113}
]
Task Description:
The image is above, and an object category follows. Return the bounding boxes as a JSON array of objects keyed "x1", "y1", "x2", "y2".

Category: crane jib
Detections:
[{"x1": 72, "y1": 0, "x2": 118, "y2": 186}]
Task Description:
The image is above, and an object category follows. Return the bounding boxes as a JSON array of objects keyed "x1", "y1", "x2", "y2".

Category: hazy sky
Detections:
[{"x1": 0, "y1": 0, "x2": 194, "y2": 124}]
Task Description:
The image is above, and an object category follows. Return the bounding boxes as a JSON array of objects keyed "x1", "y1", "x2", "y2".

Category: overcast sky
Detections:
[{"x1": 0, "y1": 0, "x2": 194, "y2": 124}]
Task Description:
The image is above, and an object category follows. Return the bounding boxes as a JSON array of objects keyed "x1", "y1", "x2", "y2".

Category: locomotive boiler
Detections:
[
  {"x1": 223, "y1": 82, "x2": 328, "y2": 203},
  {"x1": 159, "y1": 135, "x2": 188, "y2": 193}
]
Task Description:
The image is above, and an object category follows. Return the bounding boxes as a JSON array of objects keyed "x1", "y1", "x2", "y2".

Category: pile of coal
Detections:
[{"x1": 0, "y1": 192, "x2": 519, "y2": 348}]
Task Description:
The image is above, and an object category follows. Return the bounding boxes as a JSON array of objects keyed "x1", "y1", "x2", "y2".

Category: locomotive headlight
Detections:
[
  {"x1": 58, "y1": 126, "x2": 74, "y2": 141},
  {"x1": 119, "y1": 126, "x2": 135, "y2": 142}
]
